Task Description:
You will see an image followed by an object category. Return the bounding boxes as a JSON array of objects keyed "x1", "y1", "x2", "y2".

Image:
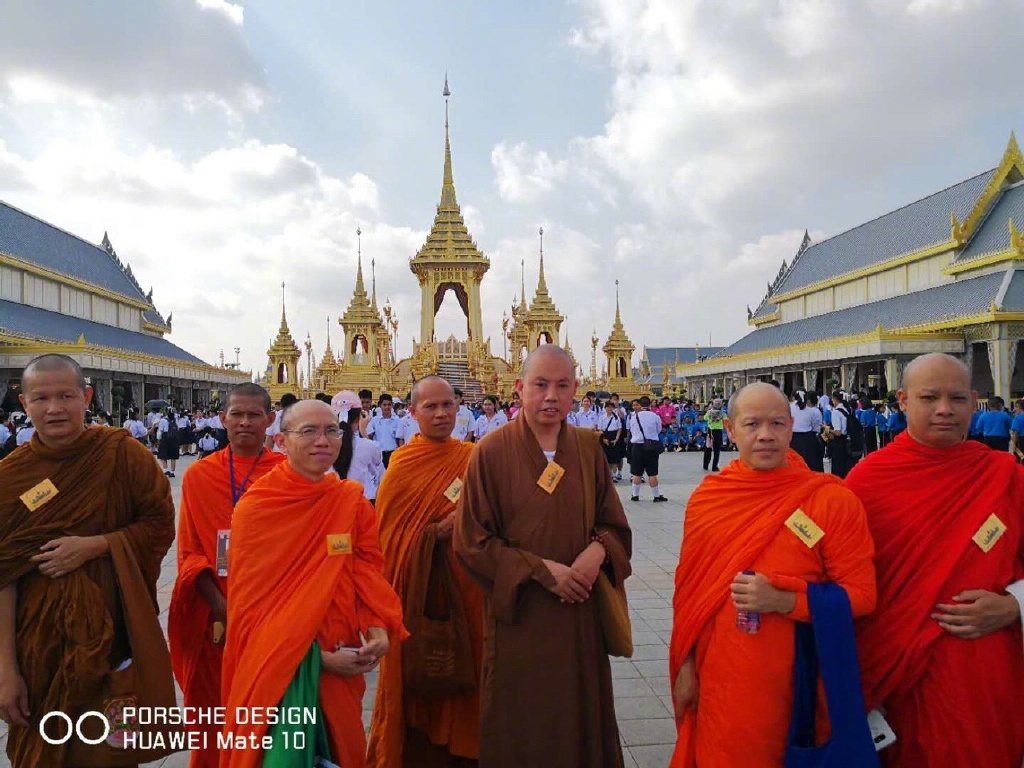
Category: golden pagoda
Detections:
[
  {"x1": 313, "y1": 315, "x2": 340, "y2": 391},
  {"x1": 266, "y1": 283, "x2": 301, "y2": 402},
  {"x1": 264, "y1": 77, "x2": 633, "y2": 402},
  {"x1": 523, "y1": 227, "x2": 565, "y2": 348},
  {"x1": 603, "y1": 280, "x2": 648, "y2": 398},
  {"x1": 333, "y1": 228, "x2": 392, "y2": 392}
]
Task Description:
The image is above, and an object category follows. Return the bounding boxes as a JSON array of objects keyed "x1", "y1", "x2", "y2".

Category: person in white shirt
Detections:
[
  {"x1": 598, "y1": 400, "x2": 623, "y2": 481},
  {"x1": 197, "y1": 431, "x2": 219, "y2": 457},
  {"x1": 396, "y1": 410, "x2": 420, "y2": 445},
  {"x1": 573, "y1": 395, "x2": 601, "y2": 431},
  {"x1": 156, "y1": 410, "x2": 180, "y2": 477},
  {"x1": 473, "y1": 394, "x2": 508, "y2": 441},
  {"x1": 451, "y1": 387, "x2": 474, "y2": 441},
  {"x1": 0, "y1": 419, "x2": 10, "y2": 451},
  {"x1": 332, "y1": 398, "x2": 386, "y2": 501},
  {"x1": 367, "y1": 393, "x2": 401, "y2": 467},
  {"x1": 176, "y1": 411, "x2": 193, "y2": 455},
  {"x1": 264, "y1": 393, "x2": 297, "y2": 452},
  {"x1": 626, "y1": 396, "x2": 667, "y2": 502},
  {"x1": 15, "y1": 418, "x2": 34, "y2": 446},
  {"x1": 789, "y1": 390, "x2": 824, "y2": 472},
  {"x1": 829, "y1": 391, "x2": 853, "y2": 479},
  {"x1": 127, "y1": 412, "x2": 149, "y2": 442}
]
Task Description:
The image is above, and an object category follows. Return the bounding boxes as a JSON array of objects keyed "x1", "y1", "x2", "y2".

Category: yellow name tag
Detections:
[
  {"x1": 785, "y1": 508, "x2": 825, "y2": 548},
  {"x1": 537, "y1": 461, "x2": 566, "y2": 494},
  {"x1": 972, "y1": 513, "x2": 1007, "y2": 553},
  {"x1": 20, "y1": 479, "x2": 59, "y2": 512},
  {"x1": 443, "y1": 477, "x2": 464, "y2": 504},
  {"x1": 326, "y1": 533, "x2": 352, "y2": 556}
]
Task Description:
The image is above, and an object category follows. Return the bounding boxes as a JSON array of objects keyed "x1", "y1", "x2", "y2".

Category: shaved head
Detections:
[
  {"x1": 411, "y1": 375, "x2": 454, "y2": 405},
  {"x1": 279, "y1": 398, "x2": 323, "y2": 431},
  {"x1": 901, "y1": 353, "x2": 970, "y2": 391},
  {"x1": 521, "y1": 345, "x2": 575, "y2": 380},
  {"x1": 898, "y1": 352, "x2": 976, "y2": 449},
  {"x1": 728, "y1": 382, "x2": 790, "y2": 421},
  {"x1": 22, "y1": 354, "x2": 86, "y2": 391},
  {"x1": 725, "y1": 383, "x2": 793, "y2": 471}
]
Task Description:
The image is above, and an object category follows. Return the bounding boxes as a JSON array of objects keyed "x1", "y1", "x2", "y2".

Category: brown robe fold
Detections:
[
  {"x1": 0, "y1": 427, "x2": 175, "y2": 768},
  {"x1": 454, "y1": 418, "x2": 632, "y2": 768}
]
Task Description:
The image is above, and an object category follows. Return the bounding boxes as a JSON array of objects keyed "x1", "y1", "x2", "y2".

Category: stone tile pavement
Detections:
[{"x1": 0, "y1": 446, "x2": 725, "y2": 768}]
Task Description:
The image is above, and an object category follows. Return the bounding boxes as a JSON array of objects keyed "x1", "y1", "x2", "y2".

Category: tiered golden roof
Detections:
[
  {"x1": 266, "y1": 283, "x2": 301, "y2": 400},
  {"x1": 524, "y1": 227, "x2": 565, "y2": 344},
  {"x1": 603, "y1": 280, "x2": 647, "y2": 397}
]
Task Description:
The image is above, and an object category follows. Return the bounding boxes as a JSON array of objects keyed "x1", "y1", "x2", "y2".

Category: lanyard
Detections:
[{"x1": 229, "y1": 447, "x2": 265, "y2": 507}]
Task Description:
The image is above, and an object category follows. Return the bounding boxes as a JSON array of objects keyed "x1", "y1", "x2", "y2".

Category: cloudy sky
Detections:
[{"x1": 2, "y1": 0, "x2": 1023, "y2": 376}]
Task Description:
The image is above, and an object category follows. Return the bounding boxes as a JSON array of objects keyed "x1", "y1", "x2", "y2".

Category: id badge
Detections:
[{"x1": 216, "y1": 530, "x2": 230, "y2": 577}]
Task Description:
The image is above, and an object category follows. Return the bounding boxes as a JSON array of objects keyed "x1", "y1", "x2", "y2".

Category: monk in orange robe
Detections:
[
  {"x1": 220, "y1": 399, "x2": 407, "y2": 768},
  {"x1": 0, "y1": 354, "x2": 175, "y2": 767},
  {"x1": 168, "y1": 382, "x2": 284, "y2": 768},
  {"x1": 367, "y1": 375, "x2": 482, "y2": 767},
  {"x1": 670, "y1": 382, "x2": 877, "y2": 768},
  {"x1": 848, "y1": 353, "x2": 1024, "y2": 768}
]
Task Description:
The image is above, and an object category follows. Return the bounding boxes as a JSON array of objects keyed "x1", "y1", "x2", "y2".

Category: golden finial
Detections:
[{"x1": 537, "y1": 226, "x2": 548, "y2": 293}]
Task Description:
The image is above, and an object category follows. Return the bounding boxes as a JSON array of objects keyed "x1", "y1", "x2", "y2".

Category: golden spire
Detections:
[
  {"x1": 537, "y1": 226, "x2": 548, "y2": 294},
  {"x1": 371, "y1": 256, "x2": 378, "y2": 310},
  {"x1": 441, "y1": 73, "x2": 457, "y2": 211},
  {"x1": 354, "y1": 227, "x2": 367, "y2": 299},
  {"x1": 279, "y1": 281, "x2": 288, "y2": 333},
  {"x1": 519, "y1": 259, "x2": 528, "y2": 311},
  {"x1": 613, "y1": 279, "x2": 623, "y2": 330}
]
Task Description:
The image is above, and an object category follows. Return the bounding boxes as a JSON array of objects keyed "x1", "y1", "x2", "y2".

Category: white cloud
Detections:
[
  {"x1": 491, "y1": 142, "x2": 569, "y2": 204},
  {"x1": 1, "y1": 0, "x2": 266, "y2": 112}
]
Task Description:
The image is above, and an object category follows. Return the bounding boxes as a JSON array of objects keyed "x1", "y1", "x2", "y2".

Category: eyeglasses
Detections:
[{"x1": 281, "y1": 427, "x2": 342, "y2": 441}]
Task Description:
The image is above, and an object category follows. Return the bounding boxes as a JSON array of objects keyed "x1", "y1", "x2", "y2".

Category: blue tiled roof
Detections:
[
  {"x1": 715, "y1": 271, "x2": 1010, "y2": 358},
  {"x1": 0, "y1": 299, "x2": 207, "y2": 365},
  {"x1": 0, "y1": 201, "x2": 152, "y2": 305},
  {"x1": 958, "y1": 182, "x2": 1024, "y2": 261},
  {"x1": 646, "y1": 346, "x2": 725, "y2": 365},
  {"x1": 750, "y1": 169, "x2": 995, "y2": 320},
  {"x1": 1002, "y1": 269, "x2": 1024, "y2": 311}
]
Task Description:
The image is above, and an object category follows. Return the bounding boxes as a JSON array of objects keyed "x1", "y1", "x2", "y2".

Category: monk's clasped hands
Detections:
[
  {"x1": 932, "y1": 590, "x2": 1021, "y2": 639},
  {"x1": 730, "y1": 572, "x2": 798, "y2": 615},
  {"x1": 321, "y1": 627, "x2": 390, "y2": 677}
]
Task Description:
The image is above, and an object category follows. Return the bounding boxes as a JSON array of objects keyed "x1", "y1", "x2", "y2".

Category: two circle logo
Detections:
[{"x1": 38, "y1": 711, "x2": 110, "y2": 746}]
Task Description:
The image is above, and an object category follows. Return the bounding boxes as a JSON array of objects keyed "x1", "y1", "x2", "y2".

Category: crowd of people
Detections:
[{"x1": 0, "y1": 350, "x2": 1021, "y2": 768}]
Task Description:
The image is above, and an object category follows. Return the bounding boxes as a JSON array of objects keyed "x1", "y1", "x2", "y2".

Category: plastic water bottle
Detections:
[{"x1": 735, "y1": 570, "x2": 760, "y2": 634}]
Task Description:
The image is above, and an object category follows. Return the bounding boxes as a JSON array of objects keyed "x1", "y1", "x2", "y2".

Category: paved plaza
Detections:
[{"x1": 0, "y1": 446, "x2": 723, "y2": 768}]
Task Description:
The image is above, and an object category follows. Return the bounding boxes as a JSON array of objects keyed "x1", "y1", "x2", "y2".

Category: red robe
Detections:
[
  {"x1": 168, "y1": 448, "x2": 285, "y2": 768},
  {"x1": 847, "y1": 432, "x2": 1024, "y2": 768}
]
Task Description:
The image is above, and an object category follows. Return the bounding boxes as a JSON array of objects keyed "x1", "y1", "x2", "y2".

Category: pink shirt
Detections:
[{"x1": 654, "y1": 404, "x2": 676, "y2": 427}]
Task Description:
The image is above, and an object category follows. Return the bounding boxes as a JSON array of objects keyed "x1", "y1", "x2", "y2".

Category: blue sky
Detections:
[{"x1": 2, "y1": 0, "x2": 1023, "y2": 376}]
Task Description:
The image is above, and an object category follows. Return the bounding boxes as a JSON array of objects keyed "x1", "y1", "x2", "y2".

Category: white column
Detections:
[
  {"x1": 987, "y1": 337, "x2": 1015, "y2": 402},
  {"x1": 884, "y1": 358, "x2": 899, "y2": 395},
  {"x1": 420, "y1": 281, "x2": 434, "y2": 344}
]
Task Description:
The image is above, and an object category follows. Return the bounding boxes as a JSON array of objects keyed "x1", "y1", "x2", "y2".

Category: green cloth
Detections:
[
  {"x1": 705, "y1": 409, "x2": 725, "y2": 430},
  {"x1": 262, "y1": 642, "x2": 334, "y2": 768}
]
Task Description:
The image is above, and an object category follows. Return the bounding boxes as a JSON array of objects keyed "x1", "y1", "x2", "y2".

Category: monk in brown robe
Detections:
[
  {"x1": 455, "y1": 345, "x2": 632, "y2": 768},
  {"x1": 367, "y1": 376, "x2": 482, "y2": 767},
  {"x1": 0, "y1": 353, "x2": 175, "y2": 767},
  {"x1": 168, "y1": 382, "x2": 284, "y2": 768}
]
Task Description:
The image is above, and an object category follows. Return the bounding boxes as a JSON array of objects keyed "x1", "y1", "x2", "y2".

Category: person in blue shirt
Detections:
[
  {"x1": 1010, "y1": 399, "x2": 1024, "y2": 461},
  {"x1": 968, "y1": 406, "x2": 985, "y2": 441},
  {"x1": 978, "y1": 396, "x2": 1013, "y2": 452},
  {"x1": 875, "y1": 403, "x2": 890, "y2": 448},
  {"x1": 857, "y1": 399, "x2": 878, "y2": 454},
  {"x1": 886, "y1": 401, "x2": 907, "y2": 436}
]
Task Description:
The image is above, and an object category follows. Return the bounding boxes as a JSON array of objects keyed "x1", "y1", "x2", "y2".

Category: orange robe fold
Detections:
[
  {"x1": 219, "y1": 462, "x2": 407, "y2": 768},
  {"x1": 168, "y1": 447, "x2": 284, "y2": 768},
  {"x1": 366, "y1": 434, "x2": 482, "y2": 767},
  {"x1": 847, "y1": 432, "x2": 1024, "y2": 768},
  {"x1": 670, "y1": 451, "x2": 876, "y2": 768},
  {"x1": 0, "y1": 427, "x2": 175, "y2": 768}
]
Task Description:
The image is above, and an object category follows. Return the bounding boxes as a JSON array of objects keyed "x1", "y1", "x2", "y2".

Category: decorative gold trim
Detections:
[
  {"x1": 942, "y1": 248, "x2": 1023, "y2": 276},
  {"x1": 768, "y1": 240, "x2": 955, "y2": 304},
  {"x1": 142, "y1": 320, "x2": 170, "y2": 333},
  {"x1": 749, "y1": 310, "x2": 780, "y2": 326},
  {"x1": 951, "y1": 132, "x2": 1024, "y2": 247},
  {"x1": 0, "y1": 252, "x2": 152, "y2": 311},
  {"x1": 0, "y1": 332, "x2": 250, "y2": 380},
  {"x1": 677, "y1": 313, "x2": 1023, "y2": 370}
]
